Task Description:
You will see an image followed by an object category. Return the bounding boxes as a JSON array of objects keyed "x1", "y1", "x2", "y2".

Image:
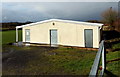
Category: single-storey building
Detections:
[{"x1": 16, "y1": 19, "x2": 103, "y2": 48}]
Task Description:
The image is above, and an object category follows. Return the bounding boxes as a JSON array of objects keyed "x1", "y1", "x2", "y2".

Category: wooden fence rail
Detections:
[{"x1": 89, "y1": 40, "x2": 106, "y2": 77}]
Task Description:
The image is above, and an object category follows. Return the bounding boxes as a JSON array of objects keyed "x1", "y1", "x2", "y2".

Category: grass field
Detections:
[
  {"x1": 2, "y1": 30, "x2": 97, "y2": 75},
  {"x1": 1, "y1": 30, "x2": 120, "y2": 76},
  {"x1": 2, "y1": 45, "x2": 97, "y2": 75},
  {"x1": 1, "y1": 30, "x2": 22, "y2": 45},
  {"x1": 105, "y1": 51, "x2": 120, "y2": 77},
  {"x1": 104, "y1": 43, "x2": 120, "y2": 77}
]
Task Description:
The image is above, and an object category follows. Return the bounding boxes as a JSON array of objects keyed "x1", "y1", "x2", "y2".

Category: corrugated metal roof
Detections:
[{"x1": 16, "y1": 19, "x2": 103, "y2": 28}]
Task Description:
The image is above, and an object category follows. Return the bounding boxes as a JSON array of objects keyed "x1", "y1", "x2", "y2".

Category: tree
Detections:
[
  {"x1": 101, "y1": 7, "x2": 118, "y2": 26},
  {"x1": 113, "y1": 18, "x2": 120, "y2": 32}
]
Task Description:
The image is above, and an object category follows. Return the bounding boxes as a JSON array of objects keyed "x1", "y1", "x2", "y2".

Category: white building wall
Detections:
[{"x1": 23, "y1": 21, "x2": 100, "y2": 48}]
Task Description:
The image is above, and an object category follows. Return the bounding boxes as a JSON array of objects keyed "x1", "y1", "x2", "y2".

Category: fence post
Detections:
[
  {"x1": 102, "y1": 43, "x2": 105, "y2": 69},
  {"x1": 102, "y1": 41, "x2": 106, "y2": 71},
  {"x1": 89, "y1": 40, "x2": 106, "y2": 77}
]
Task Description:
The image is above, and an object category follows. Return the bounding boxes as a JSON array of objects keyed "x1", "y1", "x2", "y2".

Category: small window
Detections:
[
  {"x1": 25, "y1": 29, "x2": 30, "y2": 42},
  {"x1": 53, "y1": 22, "x2": 55, "y2": 25}
]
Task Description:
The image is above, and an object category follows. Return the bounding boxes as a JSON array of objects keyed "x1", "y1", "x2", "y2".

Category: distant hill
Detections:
[{"x1": 0, "y1": 21, "x2": 33, "y2": 31}]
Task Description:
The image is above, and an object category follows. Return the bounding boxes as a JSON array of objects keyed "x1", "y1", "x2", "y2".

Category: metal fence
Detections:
[{"x1": 89, "y1": 40, "x2": 106, "y2": 77}]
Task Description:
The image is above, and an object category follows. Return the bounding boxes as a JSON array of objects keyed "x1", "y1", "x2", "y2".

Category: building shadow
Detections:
[
  {"x1": 112, "y1": 48, "x2": 120, "y2": 52},
  {"x1": 103, "y1": 30, "x2": 120, "y2": 49},
  {"x1": 103, "y1": 30, "x2": 120, "y2": 40},
  {"x1": 104, "y1": 40, "x2": 120, "y2": 50}
]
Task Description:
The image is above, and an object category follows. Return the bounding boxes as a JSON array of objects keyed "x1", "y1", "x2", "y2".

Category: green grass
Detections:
[
  {"x1": 45, "y1": 48, "x2": 96, "y2": 75},
  {"x1": 0, "y1": 31, "x2": 1, "y2": 52},
  {"x1": 2, "y1": 46, "x2": 97, "y2": 75},
  {"x1": 104, "y1": 43, "x2": 120, "y2": 77},
  {"x1": 112, "y1": 43, "x2": 120, "y2": 50},
  {"x1": 106, "y1": 51, "x2": 120, "y2": 61},
  {"x1": 1, "y1": 30, "x2": 22, "y2": 45},
  {"x1": 105, "y1": 51, "x2": 120, "y2": 77},
  {"x1": 1, "y1": 30, "x2": 120, "y2": 76}
]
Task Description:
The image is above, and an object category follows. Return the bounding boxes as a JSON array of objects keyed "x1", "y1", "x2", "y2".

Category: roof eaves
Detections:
[
  {"x1": 16, "y1": 19, "x2": 103, "y2": 28},
  {"x1": 16, "y1": 19, "x2": 53, "y2": 28},
  {"x1": 49, "y1": 19, "x2": 103, "y2": 26}
]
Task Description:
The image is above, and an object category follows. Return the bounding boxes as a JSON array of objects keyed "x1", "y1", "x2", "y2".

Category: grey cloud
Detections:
[{"x1": 2, "y1": 2, "x2": 118, "y2": 22}]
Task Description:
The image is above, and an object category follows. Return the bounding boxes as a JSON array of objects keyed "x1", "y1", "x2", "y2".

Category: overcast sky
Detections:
[{"x1": 1, "y1": 2, "x2": 118, "y2": 22}]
